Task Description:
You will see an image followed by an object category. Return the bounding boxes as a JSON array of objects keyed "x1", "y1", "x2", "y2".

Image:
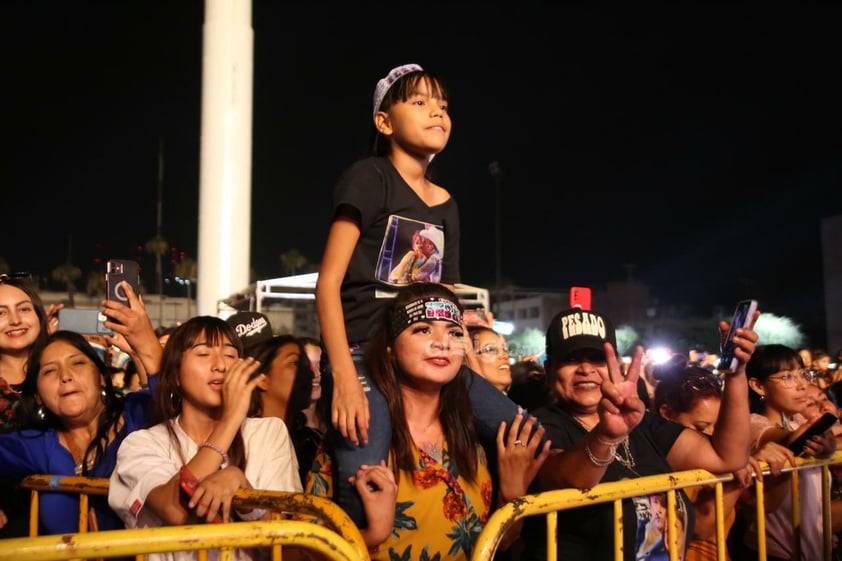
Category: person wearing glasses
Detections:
[
  {"x1": 739, "y1": 344, "x2": 837, "y2": 561},
  {"x1": 468, "y1": 326, "x2": 512, "y2": 394},
  {"x1": 520, "y1": 306, "x2": 760, "y2": 561},
  {"x1": 653, "y1": 355, "x2": 762, "y2": 561}
]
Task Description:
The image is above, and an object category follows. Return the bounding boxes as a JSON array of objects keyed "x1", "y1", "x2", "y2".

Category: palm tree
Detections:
[
  {"x1": 279, "y1": 249, "x2": 308, "y2": 276},
  {"x1": 52, "y1": 262, "x2": 82, "y2": 307},
  {"x1": 145, "y1": 234, "x2": 169, "y2": 295},
  {"x1": 85, "y1": 271, "x2": 105, "y2": 296},
  {"x1": 174, "y1": 257, "x2": 197, "y2": 317},
  {"x1": 86, "y1": 270, "x2": 106, "y2": 297}
]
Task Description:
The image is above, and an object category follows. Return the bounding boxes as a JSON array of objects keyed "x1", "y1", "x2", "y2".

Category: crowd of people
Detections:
[{"x1": 1, "y1": 62, "x2": 841, "y2": 561}]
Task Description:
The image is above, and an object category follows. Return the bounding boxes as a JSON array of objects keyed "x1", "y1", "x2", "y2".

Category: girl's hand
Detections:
[
  {"x1": 800, "y1": 427, "x2": 837, "y2": 458},
  {"x1": 45, "y1": 303, "x2": 64, "y2": 335},
  {"x1": 351, "y1": 461, "x2": 397, "y2": 546},
  {"x1": 332, "y1": 376, "x2": 369, "y2": 445},
  {"x1": 496, "y1": 415, "x2": 552, "y2": 503},
  {"x1": 753, "y1": 441, "x2": 796, "y2": 476},
  {"x1": 188, "y1": 467, "x2": 249, "y2": 523},
  {"x1": 221, "y1": 356, "x2": 263, "y2": 423},
  {"x1": 732, "y1": 456, "x2": 764, "y2": 487}
]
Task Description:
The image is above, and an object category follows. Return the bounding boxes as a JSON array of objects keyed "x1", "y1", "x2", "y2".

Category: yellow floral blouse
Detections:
[{"x1": 306, "y1": 441, "x2": 492, "y2": 561}]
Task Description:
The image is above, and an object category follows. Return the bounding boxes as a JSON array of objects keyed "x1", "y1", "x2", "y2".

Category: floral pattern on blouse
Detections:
[{"x1": 306, "y1": 441, "x2": 492, "y2": 561}]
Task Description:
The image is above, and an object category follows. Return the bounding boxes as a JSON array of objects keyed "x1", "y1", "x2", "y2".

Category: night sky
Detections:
[{"x1": 4, "y1": 2, "x2": 841, "y2": 343}]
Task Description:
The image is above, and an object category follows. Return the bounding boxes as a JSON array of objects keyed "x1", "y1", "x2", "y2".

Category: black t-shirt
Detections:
[
  {"x1": 332, "y1": 157, "x2": 461, "y2": 343},
  {"x1": 521, "y1": 407, "x2": 695, "y2": 561}
]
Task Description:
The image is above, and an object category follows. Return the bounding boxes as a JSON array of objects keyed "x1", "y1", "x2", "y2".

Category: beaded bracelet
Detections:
[
  {"x1": 583, "y1": 440, "x2": 615, "y2": 467},
  {"x1": 199, "y1": 441, "x2": 229, "y2": 468}
]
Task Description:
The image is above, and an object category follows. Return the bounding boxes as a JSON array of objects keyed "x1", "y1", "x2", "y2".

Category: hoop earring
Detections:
[
  {"x1": 170, "y1": 391, "x2": 181, "y2": 410},
  {"x1": 101, "y1": 388, "x2": 108, "y2": 402}
]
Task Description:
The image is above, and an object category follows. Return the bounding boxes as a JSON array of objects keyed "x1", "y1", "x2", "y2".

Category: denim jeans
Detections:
[{"x1": 324, "y1": 341, "x2": 526, "y2": 527}]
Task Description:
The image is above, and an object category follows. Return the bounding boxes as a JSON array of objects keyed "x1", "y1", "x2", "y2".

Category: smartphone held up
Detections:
[
  {"x1": 106, "y1": 259, "x2": 140, "y2": 306},
  {"x1": 717, "y1": 299, "x2": 758, "y2": 372}
]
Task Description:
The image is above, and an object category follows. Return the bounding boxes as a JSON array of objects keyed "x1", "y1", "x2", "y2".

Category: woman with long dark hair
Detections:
[
  {"x1": 0, "y1": 330, "x2": 152, "y2": 534},
  {"x1": 108, "y1": 316, "x2": 301, "y2": 561},
  {"x1": 307, "y1": 283, "x2": 549, "y2": 560}
]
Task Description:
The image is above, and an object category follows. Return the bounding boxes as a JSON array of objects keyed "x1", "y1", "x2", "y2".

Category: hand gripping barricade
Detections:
[{"x1": 13, "y1": 474, "x2": 370, "y2": 561}]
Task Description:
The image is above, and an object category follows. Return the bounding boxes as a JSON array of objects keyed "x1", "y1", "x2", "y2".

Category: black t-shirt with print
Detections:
[
  {"x1": 520, "y1": 408, "x2": 695, "y2": 561},
  {"x1": 332, "y1": 156, "x2": 461, "y2": 344}
]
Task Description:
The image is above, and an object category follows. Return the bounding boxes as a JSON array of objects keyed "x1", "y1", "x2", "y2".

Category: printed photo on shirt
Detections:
[{"x1": 377, "y1": 215, "x2": 444, "y2": 286}]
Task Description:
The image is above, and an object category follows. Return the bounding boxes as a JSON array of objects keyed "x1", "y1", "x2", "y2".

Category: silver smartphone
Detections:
[{"x1": 58, "y1": 309, "x2": 114, "y2": 336}]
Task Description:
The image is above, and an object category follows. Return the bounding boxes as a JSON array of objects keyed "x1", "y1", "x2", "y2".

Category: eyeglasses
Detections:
[
  {"x1": 476, "y1": 344, "x2": 509, "y2": 357},
  {"x1": 681, "y1": 372, "x2": 723, "y2": 394},
  {"x1": 0, "y1": 272, "x2": 32, "y2": 284},
  {"x1": 767, "y1": 369, "x2": 814, "y2": 388}
]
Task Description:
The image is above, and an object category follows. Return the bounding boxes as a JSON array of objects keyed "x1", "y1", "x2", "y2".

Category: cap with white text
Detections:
[
  {"x1": 225, "y1": 311, "x2": 273, "y2": 350},
  {"x1": 545, "y1": 308, "x2": 616, "y2": 362}
]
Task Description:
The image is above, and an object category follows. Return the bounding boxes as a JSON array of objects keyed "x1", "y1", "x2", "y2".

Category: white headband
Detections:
[{"x1": 372, "y1": 63, "x2": 424, "y2": 119}]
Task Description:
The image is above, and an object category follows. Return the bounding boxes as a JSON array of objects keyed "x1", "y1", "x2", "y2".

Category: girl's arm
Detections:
[{"x1": 315, "y1": 217, "x2": 369, "y2": 444}]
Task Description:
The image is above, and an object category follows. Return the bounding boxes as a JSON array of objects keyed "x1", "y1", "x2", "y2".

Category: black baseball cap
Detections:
[
  {"x1": 545, "y1": 308, "x2": 616, "y2": 362},
  {"x1": 225, "y1": 311, "x2": 273, "y2": 350}
]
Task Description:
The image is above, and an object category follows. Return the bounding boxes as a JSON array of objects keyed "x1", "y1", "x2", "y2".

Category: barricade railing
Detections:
[
  {"x1": 20, "y1": 474, "x2": 109, "y2": 536},
  {"x1": 17, "y1": 475, "x2": 369, "y2": 561},
  {"x1": 0, "y1": 519, "x2": 364, "y2": 561},
  {"x1": 471, "y1": 451, "x2": 842, "y2": 561}
]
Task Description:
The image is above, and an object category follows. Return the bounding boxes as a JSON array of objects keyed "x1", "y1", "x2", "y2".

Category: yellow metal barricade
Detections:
[
  {"x1": 471, "y1": 451, "x2": 842, "y2": 561},
  {"x1": 20, "y1": 474, "x2": 109, "y2": 536},
  {"x1": 18, "y1": 475, "x2": 369, "y2": 561},
  {"x1": 0, "y1": 519, "x2": 364, "y2": 561},
  {"x1": 232, "y1": 489, "x2": 369, "y2": 561}
]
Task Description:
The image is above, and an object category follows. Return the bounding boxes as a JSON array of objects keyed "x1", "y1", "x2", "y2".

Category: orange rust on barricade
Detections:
[
  {"x1": 0, "y1": 520, "x2": 366, "y2": 561},
  {"x1": 470, "y1": 452, "x2": 842, "y2": 561},
  {"x1": 232, "y1": 488, "x2": 369, "y2": 561}
]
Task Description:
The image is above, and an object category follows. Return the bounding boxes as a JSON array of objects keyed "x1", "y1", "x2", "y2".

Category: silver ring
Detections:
[{"x1": 513, "y1": 440, "x2": 526, "y2": 447}]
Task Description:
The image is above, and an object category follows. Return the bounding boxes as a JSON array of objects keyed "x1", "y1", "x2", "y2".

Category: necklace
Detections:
[
  {"x1": 410, "y1": 420, "x2": 443, "y2": 463},
  {"x1": 422, "y1": 439, "x2": 444, "y2": 463},
  {"x1": 572, "y1": 415, "x2": 637, "y2": 473},
  {"x1": 74, "y1": 458, "x2": 95, "y2": 475},
  {"x1": 62, "y1": 433, "x2": 95, "y2": 475}
]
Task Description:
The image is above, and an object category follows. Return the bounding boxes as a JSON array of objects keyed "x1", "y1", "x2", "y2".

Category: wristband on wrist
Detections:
[{"x1": 199, "y1": 441, "x2": 229, "y2": 468}]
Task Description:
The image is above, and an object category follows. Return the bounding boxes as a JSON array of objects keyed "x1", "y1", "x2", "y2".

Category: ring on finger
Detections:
[{"x1": 513, "y1": 440, "x2": 526, "y2": 447}]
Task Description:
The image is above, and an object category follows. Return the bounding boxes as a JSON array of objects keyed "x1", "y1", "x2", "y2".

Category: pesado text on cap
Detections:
[{"x1": 560, "y1": 311, "x2": 608, "y2": 341}]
